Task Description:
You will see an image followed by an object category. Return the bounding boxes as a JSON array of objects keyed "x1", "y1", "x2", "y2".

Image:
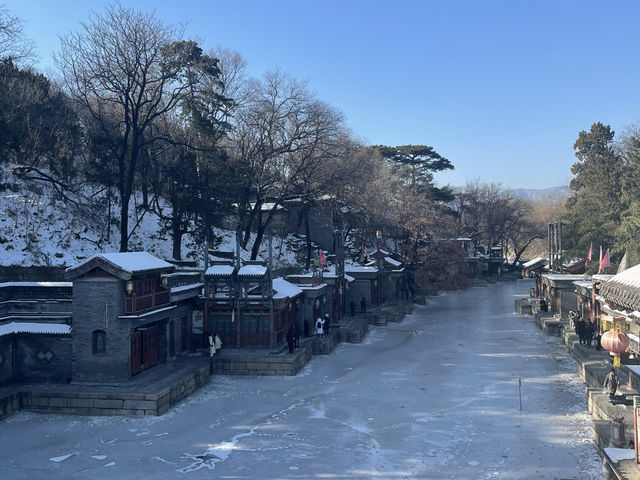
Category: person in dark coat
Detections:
[
  {"x1": 539, "y1": 298, "x2": 548, "y2": 312},
  {"x1": 350, "y1": 301, "x2": 356, "y2": 317},
  {"x1": 576, "y1": 317, "x2": 587, "y2": 345},
  {"x1": 360, "y1": 297, "x2": 366, "y2": 313},
  {"x1": 585, "y1": 321, "x2": 595, "y2": 348},
  {"x1": 324, "y1": 314, "x2": 330, "y2": 337},
  {"x1": 604, "y1": 368, "x2": 619, "y2": 399},
  {"x1": 292, "y1": 323, "x2": 300, "y2": 348},
  {"x1": 286, "y1": 327, "x2": 295, "y2": 354}
]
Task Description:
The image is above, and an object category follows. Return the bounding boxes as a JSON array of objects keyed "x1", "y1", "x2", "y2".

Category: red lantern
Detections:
[{"x1": 601, "y1": 330, "x2": 630, "y2": 367}]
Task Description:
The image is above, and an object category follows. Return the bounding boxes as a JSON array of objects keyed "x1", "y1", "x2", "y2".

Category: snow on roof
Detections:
[
  {"x1": 0, "y1": 322, "x2": 71, "y2": 337},
  {"x1": 69, "y1": 252, "x2": 174, "y2": 275},
  {"x1": 593, "y1": 274, "x2": 614, "y2": 282},
  {"x1": 573, "y1": 280, "x2": 593, "y2": 288},
  {"x1": 523, "y1": 257, "x2": 547, "y2": 268},
  {"x1": 238, "y1": 265, "x2": 267, "y2": 277},
  {"x1": 170, "y1": 283, "x2": 203, "y2": 294},
  {"x1": 272, "y1": 277, "x2": 303, "y2": 300},
  {"x1": 385, "y1": 256, "x2": 402, "y2": 267},
  {"x1": 205, "y1": 265, "x2": 235, "y2": 276},
  {"x1": 345, "y1": 265, "x2": 378, "y2": 273},
  {"x1": 345, "y1": 274, "x2": 355, "y2": 282},
  {"x1": 541, "y1": 273, "x2": 586, "y2": 281},
  {"x1": 605, "y1": 263, "x2": 640, "y2": 289},
  {"x1": 0, "y1": 282, "x2": 72, "y2": 288}
]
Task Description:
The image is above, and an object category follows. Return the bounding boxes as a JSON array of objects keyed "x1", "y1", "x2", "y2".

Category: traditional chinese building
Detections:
[
  {"x1": 539, "y1": 273, "x2": 586, "y2": 319},
  {"x1": 0, "y1": 282, "x2": 72, "y2": 384},
  {"x1": 65, "y1": 252, "x2": 201, "y2": 383},
  {"x1": 204, "y1": 259, "x2": 304, "y2": 348},
  {"x1": 596, "y1": 265, "x2": 640, "y2": 356}
]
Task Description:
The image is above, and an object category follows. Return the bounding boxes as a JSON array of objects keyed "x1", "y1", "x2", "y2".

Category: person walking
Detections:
[
  {"x1": 576, "y1": 317, "x2": 587, "y2": 345},
  {"x1": 604, "y1": 368, "x2": 620, "y2": 399},
  {"x1": 360, "y1": 297, "x2": 366, "y2": 314},
  {"x1": 324, "y1": 314, "x2": 330, "y2": 337},
  {"x1": 585, "y1": 321, "x2": 595, "y2": 348},
  {"x1": 350, "y1": 301, "x2": 356, "y2": 317}
]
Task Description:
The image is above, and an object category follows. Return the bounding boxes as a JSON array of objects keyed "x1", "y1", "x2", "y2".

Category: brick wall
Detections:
[
  {"x1": 211, "y1": 344, "x2": 313, "y2": 376},
  {"x1": 0, "y1": 363, "x2": 210, "y2": 419},
  {"x1": 72, "y1": 277, "x2": 131, "y2": 383},
  {"x1": 14, "y1": 334, "x2": 72, "y2": 383}
]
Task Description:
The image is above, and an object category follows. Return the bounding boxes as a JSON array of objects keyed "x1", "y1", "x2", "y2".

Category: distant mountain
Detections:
[{"x1": 511, "y1": 186, "x2": 568, "y2": 201}]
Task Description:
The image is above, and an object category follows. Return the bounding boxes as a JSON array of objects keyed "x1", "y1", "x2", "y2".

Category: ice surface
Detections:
[{"x1": 0, "y1": 280, "x2": 602, "y2": 479}]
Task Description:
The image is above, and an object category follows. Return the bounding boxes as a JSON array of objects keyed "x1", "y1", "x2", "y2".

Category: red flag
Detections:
[
  {"x1": 598, "y1": 249, "x2": 610, "y2": 274},
  {"x1": 318, "y1": 250, "x2": 328, "y2": 266},
  {"x1": 587, "y1": 242, "x2": 593, "y2": 262}
]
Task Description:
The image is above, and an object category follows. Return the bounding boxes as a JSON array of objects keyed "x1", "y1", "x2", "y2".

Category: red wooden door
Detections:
[
  {"x1": 131, "y1": 330, "x2": 142, "y2": 375},
  {"x1": 142, "y1": 326, "x2": 158, "y2": 368}
]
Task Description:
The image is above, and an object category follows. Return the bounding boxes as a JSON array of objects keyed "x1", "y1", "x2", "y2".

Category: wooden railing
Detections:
[{"x1": 125, "y1": 291, "x2": 171, "y2": 314}]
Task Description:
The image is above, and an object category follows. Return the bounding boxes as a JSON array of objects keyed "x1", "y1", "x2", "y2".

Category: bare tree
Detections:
[
  {"x1": 457, "y1": 181, "x2": 543, "y2": 264},
  {"x1": 56, "y1": 4, "x2": 198, "y2": 252},
  {"x1": 231, "y1": 70, "x2": 348, "y2": 260},
  {"x1": 0, "y1": 4, "x2": 35, "y2": 64}
]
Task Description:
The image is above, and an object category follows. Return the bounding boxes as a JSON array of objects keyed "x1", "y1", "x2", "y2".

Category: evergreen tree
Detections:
[{"x1": 563, "y1": 122, "x2": 623, "y2": 262}]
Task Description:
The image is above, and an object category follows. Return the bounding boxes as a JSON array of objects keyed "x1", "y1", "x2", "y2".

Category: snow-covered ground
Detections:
[
  {"x1": 0, "y1": 165, "x2": 300, "y2": 269},
  {"x1": 0, "y1": 280, "x2": 603, "y2": 479}
]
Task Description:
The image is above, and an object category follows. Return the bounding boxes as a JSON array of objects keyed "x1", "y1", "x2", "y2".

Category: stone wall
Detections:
[
  {"x1": 72, "y1": 277, "x2": 130, "y2": 383},
  {"x1": 211, "y1": 344, "x2": 313, "y2": 376},
  {"x1": 0, "y1": 266, "x2": 67, "y2": 282},
  {"x1": 13, "y1": 334, "x2": 72, "y2": 383},
  {"x1": 7, "y1": 363, "x2": 210, "y2": 418},
  {"x1": 0, "y1": 299, "x2": 72, "y2": 316}
]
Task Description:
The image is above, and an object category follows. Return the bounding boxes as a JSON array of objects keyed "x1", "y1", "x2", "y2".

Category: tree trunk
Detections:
[
  {"x1": 119, "y1": 193, "x2": 130, "y2": 252},
  {"x1": 250, "y1": 221, "x2": 266, "y2": 260},
  {"x1": 171, "y1": 208, "x2": 183, "y2": 261},
  {"x1": 305, "y1": 206, "x2": 312, "y2": 269}
]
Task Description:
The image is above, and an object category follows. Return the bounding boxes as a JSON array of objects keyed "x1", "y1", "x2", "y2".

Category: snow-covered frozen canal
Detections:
[{"x1": 0, "y1": 280, "x2": 602, "y2": 479}]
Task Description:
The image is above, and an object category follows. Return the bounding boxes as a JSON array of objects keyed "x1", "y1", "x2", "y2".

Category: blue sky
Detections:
[{"x1": 5, "y1": 0, "x2": 640, "y2": 189}]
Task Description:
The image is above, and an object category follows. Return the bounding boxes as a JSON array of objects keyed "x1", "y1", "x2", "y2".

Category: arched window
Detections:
[{"x1": 92, "y1": 330, "x2": 106, "y2": 354}]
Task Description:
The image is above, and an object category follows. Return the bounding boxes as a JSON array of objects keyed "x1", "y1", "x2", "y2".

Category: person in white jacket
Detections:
[
  {"x1": 315, "y1": 317, "x2": 324, "y2": 336},
  {"x1": 209, "y1": 333, "x2": 223, "y2": 357}
]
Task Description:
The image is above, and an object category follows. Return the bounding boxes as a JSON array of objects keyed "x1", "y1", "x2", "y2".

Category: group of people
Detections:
[
  {"x1": 316, "y1": 314, "x2": 331, "y2": 336},
  {"x1": 570, "y1": 311, "x2": 601, "y2": 350},
  {"x1": 208, "y1": 333, "x2": 222, "y2": 357},
  {"x1": 349, "y1": 297, "x2": 368, "y2": 317}
]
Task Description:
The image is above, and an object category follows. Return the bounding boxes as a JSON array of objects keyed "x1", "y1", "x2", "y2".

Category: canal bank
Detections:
[{"x1": 519, "y1": 295, "x2": 640, "y2": 479}]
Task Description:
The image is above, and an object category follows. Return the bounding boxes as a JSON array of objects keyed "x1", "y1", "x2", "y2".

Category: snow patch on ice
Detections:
[{"x1": 49, "y1": 453, "x2": 76, "y2": 462}]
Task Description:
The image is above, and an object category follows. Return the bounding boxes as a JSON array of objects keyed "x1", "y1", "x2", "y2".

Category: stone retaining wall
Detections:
[
  {"x1": 211, "y1": 343, "x2": 312, "y2": 376},
  {"x1": 1, "y1": 363, "x2": 210, "y2": 419},
  {"x1": 0, "y1": 390, "x2": 21, "y2": 420},
  {"x1": 312, "y1": 332, "x2": 338, "y2": 355}
]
